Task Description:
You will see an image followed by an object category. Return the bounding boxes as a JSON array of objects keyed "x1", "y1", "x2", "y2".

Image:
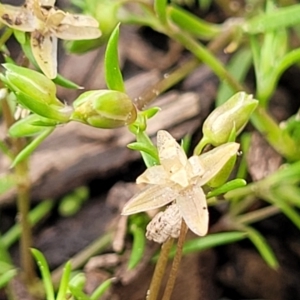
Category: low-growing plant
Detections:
[{"x1": 0, "y1": 0, "x2": 300, "y2": 299}]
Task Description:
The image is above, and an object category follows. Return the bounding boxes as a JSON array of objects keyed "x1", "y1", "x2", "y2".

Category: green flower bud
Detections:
[
  {"x1": 1, "y1": 64, "x2": 72, "y2": 122},
  {"x1": 71, "y1": 90, "x2": 137, "y2": 128},
  {"x1": 1, "y1": 64, "x2": 63, "y2": 107},
  {"x1": 203, "y1": 92, "x2": 258, "y2": 146}
]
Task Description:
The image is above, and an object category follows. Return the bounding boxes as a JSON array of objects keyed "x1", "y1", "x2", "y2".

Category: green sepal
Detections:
[{"x1": 9, "y1": 114, "x2": 58, "y2": 137}]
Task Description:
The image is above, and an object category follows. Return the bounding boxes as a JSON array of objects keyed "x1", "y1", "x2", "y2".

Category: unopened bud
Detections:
[
  {"x1": 203, "y1": 92, "x2": 258, "y2": 146},
  {"x1": 1, "y1": 64, "x2": 63, "y2": 107},
  {"x1": 71, "y1": 90, "x2": 137, "y2": 128}
]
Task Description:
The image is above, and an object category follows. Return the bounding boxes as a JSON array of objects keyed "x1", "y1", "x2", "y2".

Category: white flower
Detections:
[
  {"x1": 122, "y1": 130, "x2": 239, "y2": 237},
  {"x1": 0, "y1": 0, "x2": 101, "y2": 78}
]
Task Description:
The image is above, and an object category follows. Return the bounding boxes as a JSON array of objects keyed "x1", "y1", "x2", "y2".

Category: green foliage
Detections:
[
  {"x1": 104, "y1": 23, "x2": 125, "y2": 92},
  {"x1": 2, "y1": 0, "x2": 300, "y2": 298}
]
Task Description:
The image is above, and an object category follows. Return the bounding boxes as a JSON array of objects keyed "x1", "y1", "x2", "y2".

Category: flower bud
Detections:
[
  {"x1": 71, "y1": 90, "x2": 137, "y2": 128},
  {"x1": 1, "y1": 64, "x2": 72, "y2": 122},
  {"x1": 1, "y1": 64, "x2": 63, "y2": 107},
  {"x1": 202, "y1": 92, "x2": 258, "y2": 146}
]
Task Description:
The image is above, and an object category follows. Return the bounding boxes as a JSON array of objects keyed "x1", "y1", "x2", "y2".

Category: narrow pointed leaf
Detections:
[
  {"x1": 11, "y1": 127, "x2": 55, "y2": 167},
  {"x1": 245, "y1": 226, "x2": 279, "y2": 269},
  {"x1": 31, "y1": 249, "x2": 55, "y2": 300},
  {"x1": 104, "y1": 23, "x2": 125, "y2": 92},
  {"x1": 243, "y1": 4, "x2": 300, "y2": 34}
]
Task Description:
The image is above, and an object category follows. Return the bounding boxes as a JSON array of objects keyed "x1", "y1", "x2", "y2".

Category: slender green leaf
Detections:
[
  {"x1": 154, "y1": 0, "x2": 168, "y2": 24},
  {"x1": 31, "y1": 249, "x2": 55, "y2": 300},
  {"x1": 245, "y1": 226, "x2": 279, "y2": 269},
  {"x1": 168, "y1": 5, "x2": 221, "y2": 40},
  {"x1": 127, "y1": 142, "x2": 159, "y2": 163},
  {"x1": 243, "y1": 4, "x2": 300, "y2": 34},
  {"x1": 207, "y1": 179, "x2": 247, "y2": 198},
  {"x1": 268, "y1": 193, "x2": 300, "y2": 230},
  {"x1": 128, "y1": 224, "x2": 146, "y2": 270},
  {"x1": 56, "y1": 261, "x2": 72, "y2": 300},
  {"x1": 165, "y1": 232, "x2": 247, "y2": 259},
  {"x1": 0, "y1": 269, "x2": 17, "y2": 288},
  {"x1": 2, "y1": 200, "x2": 55, "y2": 248},
  {"x1": 11, "y1": 127, "x2": 55, "y2": 167},
  {"x1": 105, "y1": 23, "x2": 125, "y2": 92},
  {"x1": 53, "y1": 74, "x2": 82, "y2": 89},
  {"x1": 69, "y1": 273, "x2": 90, "y2": 300},
  {"x1": 90, "y1": 278, "x2": 114, "y2": 300}
]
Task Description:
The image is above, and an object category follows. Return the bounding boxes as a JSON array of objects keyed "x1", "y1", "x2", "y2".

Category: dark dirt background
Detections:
[{"x1": 1, "y1": 1, "x2": 300, "y2": 299}]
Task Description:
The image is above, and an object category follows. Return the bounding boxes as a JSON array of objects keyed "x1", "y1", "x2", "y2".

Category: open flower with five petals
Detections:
[
  {"x1": 122, "y1": 130, "x2": 239, "y2": 237},
  {"x1": 0, "y1": 0, "x2": 101, "y2": 78}
]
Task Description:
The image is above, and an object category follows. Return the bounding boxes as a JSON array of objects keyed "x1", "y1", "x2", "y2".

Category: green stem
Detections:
[
  {"x1": 162, "y1": 221, "x2": 188, "y2": 300},
  {"x1": 251, "y1": 106, "x2": 300, "y2": 161},
  {"x1": 14, "y1": 142, "x2": 35, "y2": 285},
  {"x1": 1, "y1": 98, "x2": 36, "y2": 285},
  {"x1": 2, "y1": 200, "x2": 55, "y2": 248},
  {"x1": 236, "y1": 205, "x2": 280, "y2": 225},
  {"x1": 169, "y1": 29, "x2": 245, "y2": 92},
  {"x1": 147, "y1": 238, "x2": 174, "y2": 300},
  {"x1": 135, "y1": 26, "x2": 236, "y2": 110}
]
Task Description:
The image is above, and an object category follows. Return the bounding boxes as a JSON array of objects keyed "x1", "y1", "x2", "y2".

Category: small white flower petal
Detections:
[
  {"x1": 136, "y1": 165, "x2": 168, "y2": 185},
  {"x1": 176, "y1": 185, "x2": 208, "y2": 236},
  {"x1": 0, "y1": 4, "x2": 36, "y2": 31},
  {"x1": 122, "y1": 184, "x2": 179, "y2": 215},
  {"x1": 197, "y1": 142, "x2": 239, "y2": 186},
  {"x1": 31, "y1": 31, "x2": 57, "y2": 78},
  {"x1": 46, "y1": 9, "x2": 65, "y2": 27},
  {"x1": 170, "y1": 168, "x2": 189, "y2": 188},
  {"x1": 54, "y1": 25, "x2": 101, "y2": 40},
  {"x1": 61, "y1": 13, "x2": 99, "y2": 28},
  {"x1": 40, "y1": 0, "x2": 56, "y2": 6},
  {"x1": 187, "y1": 156, "x2": 205, "y2": 178},
  {"x1": 157, "y1": 130, "x2": 187, "y2": 173}
]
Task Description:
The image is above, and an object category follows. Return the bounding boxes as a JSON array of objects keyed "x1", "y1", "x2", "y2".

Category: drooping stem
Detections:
[
  {"x1": 162, "y1": 220, "x2": 188, "y2": 300},
  {"x1": 147, "y1": 238, "x2": 174, "y2": 300}
]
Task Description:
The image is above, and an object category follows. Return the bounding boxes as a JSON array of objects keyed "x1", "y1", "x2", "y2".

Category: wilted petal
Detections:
[
  {"x1": 31, "y1": 31, "x2": 57, "y2": 78},
  {"x1": 54, "y1": 25, "x2": 101, "y2": 40},
  {"x1": 61, "y1": 13, "x2": 99, "y2": 28},
  {"x1": 197, "y1": 142, "x2": 239, "y2": 186},
  {"x1": 0, "y1": 4, "x2": 36, "y2": 31},
  {"x1": 157, "y1": 130, "x2": 187, "y2": 173},
  {"x1": 46, "y1": 9, "x2": 65, "y2": 27},
  {"x1": 176, "y1": 185, "x2": 208, "y2": 236},
  {"x1": 122, "y1": 184, "x2": 179, "y2": 215},
  {"x1": 136, "y1": 165, "x2": 168, "y2": 185}
]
